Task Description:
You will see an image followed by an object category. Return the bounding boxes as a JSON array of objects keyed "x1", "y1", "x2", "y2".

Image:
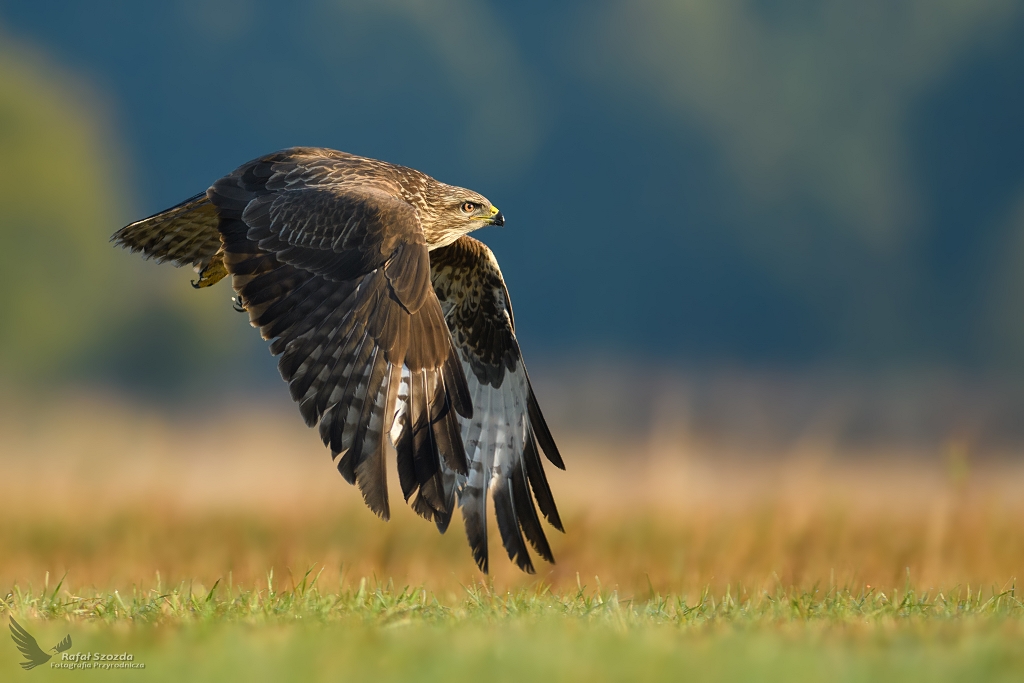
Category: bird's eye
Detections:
[{"x1": 461, "y1": 202, "x2": 477, "y2": 214}]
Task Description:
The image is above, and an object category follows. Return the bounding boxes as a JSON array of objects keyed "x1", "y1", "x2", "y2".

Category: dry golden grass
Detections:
[{"x1": 2, "y1": 390, "x2": 1023, "y2": 600}]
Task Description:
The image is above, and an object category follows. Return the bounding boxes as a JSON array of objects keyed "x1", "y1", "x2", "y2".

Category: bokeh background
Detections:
[{"x1": 3, "y1": 0, "x2": 1024, "y2": 595}]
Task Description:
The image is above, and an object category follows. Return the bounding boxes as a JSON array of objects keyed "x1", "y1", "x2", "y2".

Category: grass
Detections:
[
  {"x1": 5, "y1": 578, "x2": 1024, "y2": 681},
  {"x1": 7, "y1": 565, "x2": 1019, "y2": 625},
  {"x1": 3, "y1": 392, "x2": 1024, "y2": 680}
]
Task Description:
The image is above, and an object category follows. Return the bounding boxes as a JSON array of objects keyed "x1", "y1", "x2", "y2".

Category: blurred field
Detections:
[
  {"x1": 2, "y1": 388, "x2": 1024, "y2": 595},
  {"x1": 6, "y1": 393, "x2": 1024, "y2": 593},
  {"x1": 4, "y1": 390, "x2": 1024, "y2": 680}
]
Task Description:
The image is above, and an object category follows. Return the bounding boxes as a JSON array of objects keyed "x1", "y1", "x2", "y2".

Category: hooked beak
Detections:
[
  {"x1": 471, "y1": 204, "x2": 504, "y2": 226},
  {"x1": 489, "y1": 205, "x2": 504, "y2": 226}
]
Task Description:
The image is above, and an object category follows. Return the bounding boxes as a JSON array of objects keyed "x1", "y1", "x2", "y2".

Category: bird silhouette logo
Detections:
[{"x1": 8, "y1": 617, "x2": 72, "y2": 670}]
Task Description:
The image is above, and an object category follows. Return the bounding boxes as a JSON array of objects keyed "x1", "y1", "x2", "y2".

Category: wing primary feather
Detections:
[
  {"x1": 511, "y1": 460, "x2": 554, "y2": 562},
  {"x1": 523, "y1": 431, "x2": 564, "y2": 532},
  {"x1": 434, "y1": 466, "x2": 457, "y2": 534},
  {"x1": 493, "y1": 478, "x2": 535, "y2": 573},
  {"x1": 460, "y1": 488, "x2": 489, "y2": 572},
  {"x1": 528, "y1": 383, "x2": 565, "y2": 470}
]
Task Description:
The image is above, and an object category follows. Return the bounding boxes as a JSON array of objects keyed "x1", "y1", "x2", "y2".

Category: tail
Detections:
[{"x1": 111, "y1": 192, "x2": 225, "y2": 282}]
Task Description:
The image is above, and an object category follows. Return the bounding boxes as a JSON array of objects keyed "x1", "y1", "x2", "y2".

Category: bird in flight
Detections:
[
  {"x1": 9, "y1": 617, "x2": 72, "y2": 670},
  {"x1": 112, "y1": 147, "x2": 564, "y2": 572}
]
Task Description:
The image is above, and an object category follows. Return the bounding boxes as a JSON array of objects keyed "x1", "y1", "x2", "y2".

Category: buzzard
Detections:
[{"x1": 112, "y1": 147, "x2": 564, "y2": 573}]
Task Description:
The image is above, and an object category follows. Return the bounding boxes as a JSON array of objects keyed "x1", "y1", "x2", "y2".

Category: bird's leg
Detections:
[
  {"x1": 191, "y1": 250, "x2": 229, "y2": 289},
  {"x1": 232, "y1": 295, "x2": 247, "y2": 313}
]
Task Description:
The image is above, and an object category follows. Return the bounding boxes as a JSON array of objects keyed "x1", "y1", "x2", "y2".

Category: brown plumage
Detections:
[{"x1": 112, "y1": 147, "x2": 563, "y2": 572}]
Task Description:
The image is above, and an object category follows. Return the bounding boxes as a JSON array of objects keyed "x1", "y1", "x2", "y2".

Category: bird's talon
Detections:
[{"x1": 192, "y1": 252, "x2": 229, "y2": 289}]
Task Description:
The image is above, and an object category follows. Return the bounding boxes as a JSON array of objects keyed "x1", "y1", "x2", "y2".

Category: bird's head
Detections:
[{"x1": 421, "y1": 183, "x2": 504, "y2": 248}]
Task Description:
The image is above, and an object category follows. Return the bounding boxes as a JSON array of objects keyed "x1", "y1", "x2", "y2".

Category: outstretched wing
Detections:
[
  {"x1": 53, "y1": 634, "x2": 72, "y2": 653},
  {"x1": 8, "y1": 617, "x2": 52, "y2": 670},
  {"x1": 430, "y1": 236, "x2": 564, "y2": 573},
  {"x1": 207, "y1": 148, "x2": 471, "y2": 525}
]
